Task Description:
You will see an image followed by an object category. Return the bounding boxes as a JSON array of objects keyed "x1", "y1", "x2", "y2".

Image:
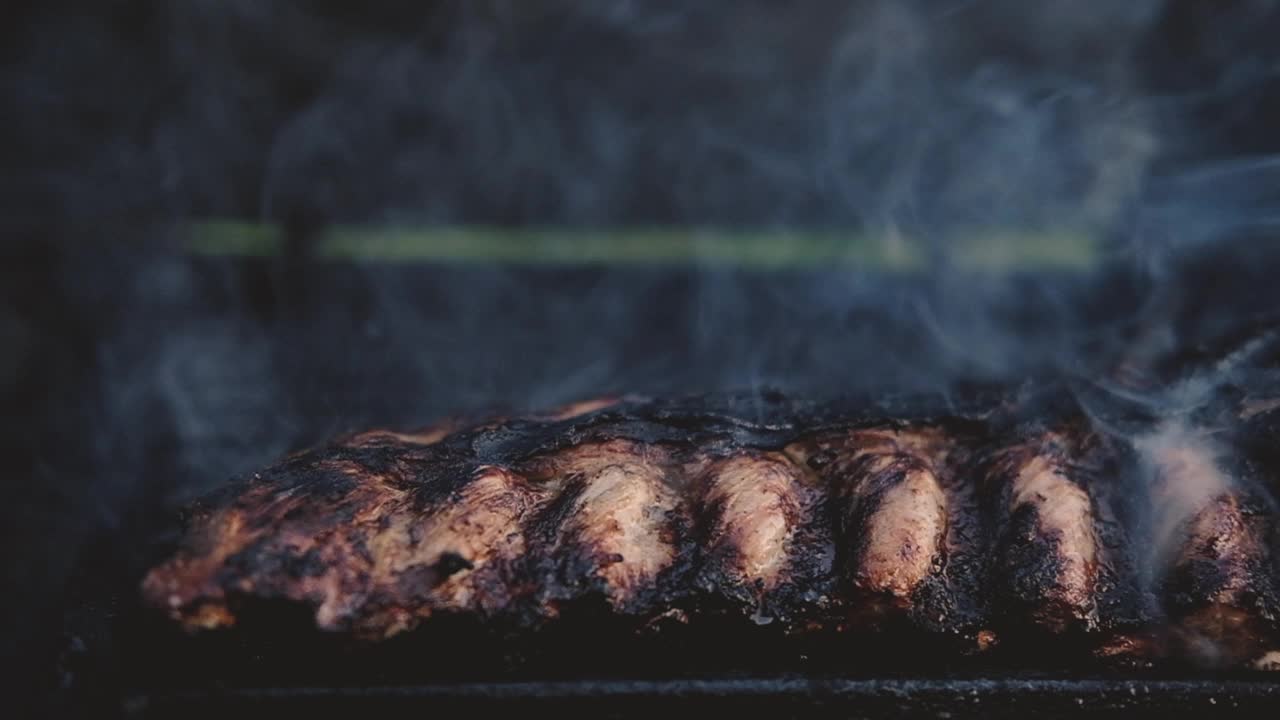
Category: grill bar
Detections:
[{"x1": 129, "y1": 677, "x2": 1280, "y2": 719}]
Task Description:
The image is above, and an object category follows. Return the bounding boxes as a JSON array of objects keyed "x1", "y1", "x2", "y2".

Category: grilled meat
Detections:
[
  {"x1": 981, "y1": 432, "x2": 1101, "y2": 634},
  {"x1": 529, "y1": 441, "x2": 685, "y2": 613},
  {"x1": 1139, "y1": 428, "x2": 1280, "y2": 666},
  {"x1": 792, "y1": 428, "x2": 954, "y2": 621},
  {"x1": 142, "y1": 392, "x2": 1280, "y2": 667},
  {"x1": 696, "y1": 452, "x2": 814, "y2": 602}
]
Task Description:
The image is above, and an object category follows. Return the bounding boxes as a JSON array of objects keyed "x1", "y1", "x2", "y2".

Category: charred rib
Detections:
[
  {"x1": 141, "y1": 393, "x2": 1280, "y2": 668},
  {"x1": 984, "y1": 433, "x2": 1100, "y2": 633}
]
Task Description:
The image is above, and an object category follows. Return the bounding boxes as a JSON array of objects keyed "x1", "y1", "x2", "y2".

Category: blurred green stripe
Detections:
[{"x1": 186, "y1": 221, "x2": 1099, "y2": 272}]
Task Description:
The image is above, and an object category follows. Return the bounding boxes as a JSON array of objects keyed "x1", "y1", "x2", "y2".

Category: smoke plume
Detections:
[{"x1": 5, "y1": 0, "x2": 1280, "y2": 704}]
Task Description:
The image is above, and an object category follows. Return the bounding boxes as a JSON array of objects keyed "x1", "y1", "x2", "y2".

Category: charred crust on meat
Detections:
[{"x1": 141, "y1": 390, "x2": 1280, "y2": 667}]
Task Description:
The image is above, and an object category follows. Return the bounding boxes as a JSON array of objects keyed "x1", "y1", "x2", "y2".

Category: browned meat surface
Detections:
[
  {"x1": 1170, "y1": 493, "x2": 1274, "y2": 662},
  {"x1": 982, "y1": 433, "x2": 1100, "y2": 633},
  {"x1": 142, "y1": 456, "x2": 546, "y2": 637},
  {"x1": 791, "y1": 428, "x2": 951, "y2": 613},
  {"x1": 697, "y1": 452, "x2": 810, "y2": 598},
  {"x1": 142, "y1": 394, "x2": 1280, "y2": 668},
  {"x1": 529, "y1": 441, "x2": 683, "y2": 612},
  {"x1": 1138, "y1": 425, "x2": 1280, "y2": 665}
]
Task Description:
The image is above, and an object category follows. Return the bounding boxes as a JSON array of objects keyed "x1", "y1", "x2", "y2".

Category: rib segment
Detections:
[
  {"x1": 698, "y1": 452, "x2": 808, "y2": 601},
  {"x1": 521, "y1": 441, "x2": 684, "y2": 613},
  {"x1": 1140, "y1": 427, "x2": 1280, "y2": 665},
  {"x1": 985, "y1": 435, "x2": 1100, "y2": 633},
  {"x1": 799, "y1": 429, "x2": 949, "y2": 611}
]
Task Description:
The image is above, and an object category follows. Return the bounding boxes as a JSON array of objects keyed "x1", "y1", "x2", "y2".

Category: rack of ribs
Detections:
[{"x1": 141, "y1": 390, "x2": 1280, "y2": 668}]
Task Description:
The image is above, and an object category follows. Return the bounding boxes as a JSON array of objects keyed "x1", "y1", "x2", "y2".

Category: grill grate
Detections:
[{"x1": 127, "y1": 677, "x2": 1280, "y2": 719}]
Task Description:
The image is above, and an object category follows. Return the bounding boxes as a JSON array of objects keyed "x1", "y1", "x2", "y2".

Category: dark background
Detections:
[{"x1": 3, "y1": 1, "x2": 1280, "y2": 713}]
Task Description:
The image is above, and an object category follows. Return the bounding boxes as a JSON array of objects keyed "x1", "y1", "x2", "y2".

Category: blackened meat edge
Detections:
[{"x1": 141, "y1": 391, "x2": 1280, "y2": 668}]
